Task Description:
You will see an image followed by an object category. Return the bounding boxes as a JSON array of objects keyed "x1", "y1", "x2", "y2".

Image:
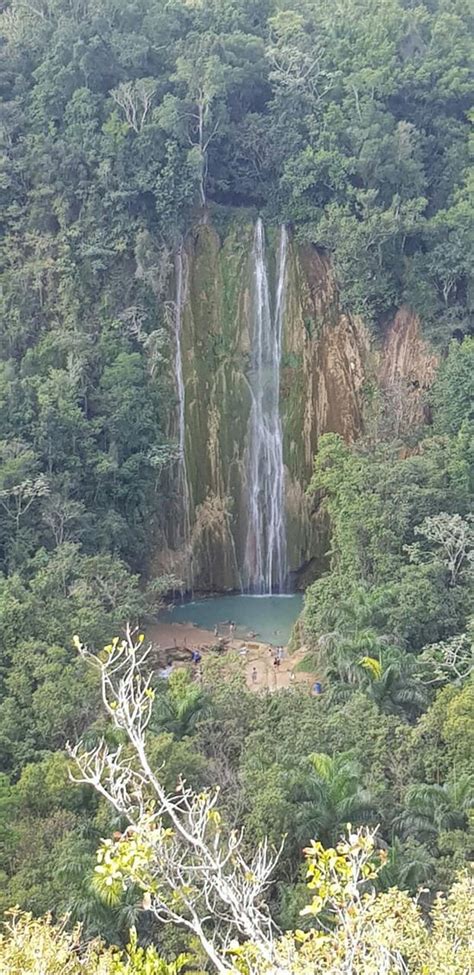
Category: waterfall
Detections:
[
  {"x1": 173, "y1": 247, "x2": 192, "y2": 588},
  {"x1": 244, "y1": 220, "x2": 288, "y2": 593}
]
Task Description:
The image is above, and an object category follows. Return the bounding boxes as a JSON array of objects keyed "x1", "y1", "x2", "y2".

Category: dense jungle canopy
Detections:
[{"x1": 0, "y1": 0, "x2": 473, "y2": 971}]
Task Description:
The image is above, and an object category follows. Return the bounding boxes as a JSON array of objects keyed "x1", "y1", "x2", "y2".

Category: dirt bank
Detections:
[
  {"x1": 147, "y1": 620, "x2": 217, "y2": 653},
  {"x1": 146, "y1": 620, "x2": 317, "y2": 694}
]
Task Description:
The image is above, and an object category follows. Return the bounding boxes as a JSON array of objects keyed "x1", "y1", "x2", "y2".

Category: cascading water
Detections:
[
  {"x1": 244, "y1": 220, "x2": 288, "y2": 593},
  {"x1": 173, "y1": 247, "x2": 192, "y2": 588}
]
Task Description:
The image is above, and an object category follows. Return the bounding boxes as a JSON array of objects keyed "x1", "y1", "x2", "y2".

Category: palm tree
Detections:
[
  {"x1": 315, "y1": 586, "x2": 396, "y2": 688},
  {"x1": 358, "y1": 647, "x2": 429, "y2": 719},
  {"x1": 321, "y1": 627, "x2": 385, "y2": 686},
  {"x1": 69, "y1": 879, "x2": 144, "y2": 944},
  {"x1": 378, "y1": 836, "x2": 435, "y2": 892},
  {"x1": 396, "y1": 774, "x2": 474, "y2": 843},
  {"x1": 152, "y1": 670, "x2": 209, "y2": 740},
  {"x1": 290, "y1": 751, "x2": 378, "y2": 846}
]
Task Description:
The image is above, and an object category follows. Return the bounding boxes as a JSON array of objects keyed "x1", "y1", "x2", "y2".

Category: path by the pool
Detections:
[{"x1": 146, "y1": 619, "x2": 315, "y2": 694}]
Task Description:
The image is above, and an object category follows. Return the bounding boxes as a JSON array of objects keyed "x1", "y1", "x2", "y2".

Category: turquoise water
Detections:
[{"x1": 161, "y1": 594, "x2": 303, "y2": 646}]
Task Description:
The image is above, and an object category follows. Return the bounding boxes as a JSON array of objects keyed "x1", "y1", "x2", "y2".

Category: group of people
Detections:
[
  {"x1": 214, "y1": 621, "x2": 236, "y2": 638},
  {"x1": 271, "y1": 645, "x2": 284, "y2": 668},
  {"x1": 158, "y1": 647, "x2": 202, "y2": 681},
  {"x1": 250, "y1": 645, "x2": 284, "y2": 685},
  {"x1": 161, "y1": 632, "x2": 323, "y2": 696}
]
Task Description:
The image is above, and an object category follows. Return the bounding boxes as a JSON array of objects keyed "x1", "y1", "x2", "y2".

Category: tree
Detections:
[
  {"x1": 0, "y1": 912, "x2": 189, "y2": 975},
  {"x1": 42, "y1": 493, "x2": 86, "y2": 547},
  {"x1": 305, "y1": 427, "x2": 472, "y2": 657},
  {"x1": 159, "y1": 38, "x2": 227, "y2": 206},
  {"x1": 2, "y1": 840, "x2": 474, "y2": 973},
  {"x1": 151, "y1": 670, "x2": 209, "y2": 741},
  {"x1": 294, "y1": 841, "x2": 473, "y2": 975},
  {"x1": 111, "y1": 80, "x2": 158, "y2": 135},
  {"x1": 360, "y1": 647, "x2": 429, "y2": 719},
  {"x1": 266, "y1": 10, "x2": 335, "y2": 105},
  {"x1": 290, "y1": 751, "x2": 377, "y2": 845},
  {"x1": 0, "y1": 440, "x2": 49, "y2": 565},
  {"x1": 432, "y1": 338, "x2": 474, "y2": 435},
  {"x1": 69, "y1": 631, "x2": 281, "y2": 975},
  {"x1": 397, "y1": 777, "x2": 473, "y2": 844},
  {"x1": 68, "y1": 632, "x2": 474, "y2": 975},
  {"x1": 305, "y1": 584, "x2": 397, "y2": 691},
  {"x1": 407, "y1": 512, "x2": 474, "y2": 586},
  {"x1": 378, "y1": 836, "x2": 436, "y2": 893},
  {"x1": 0, "y1": 0, "x2": 473, "y2": 943},
  {"x1": 0, "y1": 911, "x2": 109, "y2": 975},
  {"x1": 419, "y1": 627, "x2": 474, "y2": 686}
]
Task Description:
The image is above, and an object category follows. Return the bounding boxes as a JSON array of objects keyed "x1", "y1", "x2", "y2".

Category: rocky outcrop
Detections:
[
  {"x1": 378, "y1": 306, "x2": 439, "y2": 434},
  {"x1": 155, "y1": 216, "x2": 255, "y2": 589},
  {"x1": 282, "y1": 244, "x2": 369, "y2": 576}
]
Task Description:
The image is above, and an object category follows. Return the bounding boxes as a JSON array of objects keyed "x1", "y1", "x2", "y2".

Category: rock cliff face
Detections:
[
  {"x1": 281, "y1": 242, "x2": 369, "y2": 582},
  {"x1": 154, "y1": 214, "x2": 437, "y2": 591},
  {"x1": 378, "y1": 306, "x2": 439, "y2": 435}
]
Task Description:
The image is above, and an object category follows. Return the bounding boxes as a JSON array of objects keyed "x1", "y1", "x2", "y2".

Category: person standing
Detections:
[{"x1": 251, "y1": 666, "x2": 258, "y2": 684}]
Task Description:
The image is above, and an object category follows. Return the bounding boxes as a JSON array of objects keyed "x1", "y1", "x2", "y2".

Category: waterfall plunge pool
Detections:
[{"x1": 159, "y1": 594, "x2": 304, "y2": 647}]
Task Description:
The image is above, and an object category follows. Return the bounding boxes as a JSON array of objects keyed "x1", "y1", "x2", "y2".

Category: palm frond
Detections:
[{"x1": 358, "y1": 656, "x2": 382, "y2": 680}]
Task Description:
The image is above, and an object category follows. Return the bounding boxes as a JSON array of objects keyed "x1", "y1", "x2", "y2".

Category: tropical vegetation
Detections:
[{"x1": 0, "y1": 0, "x2": 473, "y2": 970}]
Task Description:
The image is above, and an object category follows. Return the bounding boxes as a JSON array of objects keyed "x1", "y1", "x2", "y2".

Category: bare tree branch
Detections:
[{"x1": 68, "y1": 629, "x2": 284, "y2": 974}]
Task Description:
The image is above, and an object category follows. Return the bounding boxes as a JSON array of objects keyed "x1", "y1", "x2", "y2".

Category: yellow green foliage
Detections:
[
  {"x1": 285, "y1": 876, "x2": 474, "y2": 975},
  {"x1": 0, "y1": 912, "x2": 189, "y2": 975},
  {"x1": 234, "y1": 831, "x2": 474, "y2": 975},
  {"x1": 93, "y1": 825, "x2": 164, "y2": 906},
  {"x1": 302, "y1": 830, "x2": 382, "y2": 915},
  {"x1": 282, "y1": 832, "x2": 474, "y2": 975},
  {"x1": 0, "y1": 910, "x2": 113, "y2": 975},
  {"x1": 2, "y1": 834, "x2": 473, "y2": 974}
]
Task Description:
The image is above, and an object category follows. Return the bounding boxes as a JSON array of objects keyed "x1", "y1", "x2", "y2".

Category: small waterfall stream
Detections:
[{"x1": 244, "y1": 220, "x2": 288, "y2": 593}]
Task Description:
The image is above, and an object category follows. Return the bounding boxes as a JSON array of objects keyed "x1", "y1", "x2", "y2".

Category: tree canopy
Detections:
[{"x1": 0, "y1": 0, "x2": 473, "y2": 969}]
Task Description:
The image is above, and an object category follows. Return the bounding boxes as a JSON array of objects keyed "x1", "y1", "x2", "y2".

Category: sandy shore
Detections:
[
  {"x1": 146, "y1": 619, "x2": 217, "y2": 652},
  {"x1": 146, "y1": 619, "x2": 316, "y2": 693}
]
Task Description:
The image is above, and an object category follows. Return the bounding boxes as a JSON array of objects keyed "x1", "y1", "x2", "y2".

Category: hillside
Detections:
[{"x1": 0, "y1": 0, "x2": 473, "y2": 971}]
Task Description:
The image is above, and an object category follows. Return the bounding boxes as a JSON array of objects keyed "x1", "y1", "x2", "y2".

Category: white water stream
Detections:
[
  {"x1": 244, "y1": 220, "x2": 288, "y2": 593},
  {"x1": 173, "y1": 248, "x2": 192, "y2": 585}
]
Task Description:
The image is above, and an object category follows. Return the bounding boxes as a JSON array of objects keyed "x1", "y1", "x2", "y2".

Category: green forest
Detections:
[{"x1": 0, "y1": 0, "x2": 473, "y2": 971}]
